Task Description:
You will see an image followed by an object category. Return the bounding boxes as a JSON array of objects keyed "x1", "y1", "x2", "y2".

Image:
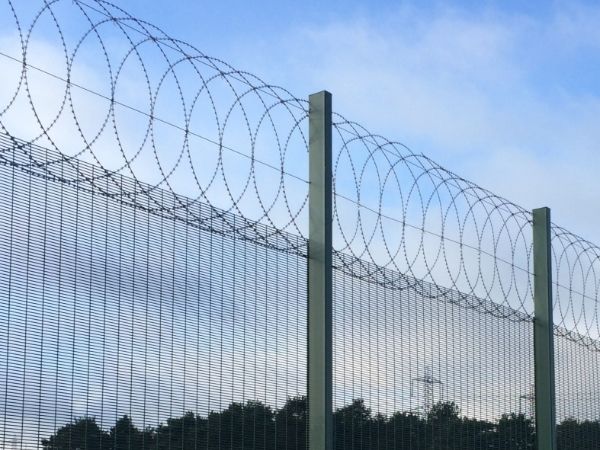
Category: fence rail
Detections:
[{"x1": 1, "y1": 1, "x2": 600, "y2": 449}]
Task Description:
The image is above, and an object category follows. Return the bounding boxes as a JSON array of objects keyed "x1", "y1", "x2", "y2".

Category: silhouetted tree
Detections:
[
  {"x1": 495, "y1": 412, "x2": 534, "y2": 449},
  {"x1": 276, "y1": 396, "x2": 307, "y2": 449},
  {"x1": 558, "y1": 417, "x2": 580, "y2": 450},
  {"x1": 557, "y1": 417, "x2": 600, "y2": 450},
  {"x1": 41, "y1": 417, "x2": 108, "y2": 450},
  {"x1": 460, "y1": 416, "x2": 495, "y2": 450},
  {"x1": 154, "y1": 411, "x2": 206, "y2": 449},
  {"x1": 388, "y1": 410, "x2": 426, "y2": 449},
  {"x1": 42, "y1": 398, "x2": 600, "y2": 449},
  {"x1": 109, "y1": 415, "x2": 150, "y2": 449},
  {"x1": 206, "y1": 399, "x2": 276, "y2": 448},
  {"x1": 426, "y1": 401, "x2": 462, "y2": 449},
  {"x1": 334, "y1": 398, "x2": 373, "y2": 449}
]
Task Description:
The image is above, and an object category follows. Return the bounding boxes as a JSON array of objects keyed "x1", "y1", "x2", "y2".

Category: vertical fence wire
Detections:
[
  {"x1": 552, "y1": 228, "x2": 600, "y2": 449},
  {"x1": 330, "y1": 118, "x2": 537, "y2": 449},
  {"x1": 2, "y1": 1, "x2": 600, "y2": 450},
  {"x1": 0, "y1": 137, "x2": 309, "y2": 449},
  {"x1": 1, "y1": 1, "x2": 312, "y2": 446}
]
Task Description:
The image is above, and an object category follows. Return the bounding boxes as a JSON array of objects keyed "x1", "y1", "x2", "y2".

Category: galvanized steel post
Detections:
[
  {"x1": 308, "y1": 91, "x2": 333, "y2": 450},
  {"x1": 533, "y1": 207, "x2": 557, "y2": 450}
]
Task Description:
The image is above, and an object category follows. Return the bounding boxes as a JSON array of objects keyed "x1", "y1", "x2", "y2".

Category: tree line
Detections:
[{"x1": 41, "y1": 397, "x2": 599, "y2": 449}]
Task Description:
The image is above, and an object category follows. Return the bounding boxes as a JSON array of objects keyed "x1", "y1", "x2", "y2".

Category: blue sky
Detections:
[
  {"x1": 1, "y1": 0, "x2": 599, "y2": 293},
  {"x1": 2, "y1": 0, "x2": 600, "y2": 238},
  {"x1": 112, "y1": 0, "x2": 600, "y2": 239},
  {"x1": 2, "y1": 2, "x2": 600, "y2": 444}
]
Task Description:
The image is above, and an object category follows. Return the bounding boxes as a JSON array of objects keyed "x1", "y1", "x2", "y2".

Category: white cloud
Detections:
[{"x1": 236, "y1": 3, "x2": 600, "y2": 240}]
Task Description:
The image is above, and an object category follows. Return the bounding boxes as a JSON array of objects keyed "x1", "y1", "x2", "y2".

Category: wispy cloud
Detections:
[{"x1": 236, "y1": 2, "x2": 600, "y2": 239}]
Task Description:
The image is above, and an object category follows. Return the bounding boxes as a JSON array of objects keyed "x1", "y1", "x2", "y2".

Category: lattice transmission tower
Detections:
[
  {"x1": 519, "y1": 384, "x2": 535, "y2": 419},
  {"x1": 411, "y1": 366, "x2": 444, "y2": 416}
]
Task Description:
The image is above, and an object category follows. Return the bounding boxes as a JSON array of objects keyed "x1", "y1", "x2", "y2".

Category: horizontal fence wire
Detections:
[
  {"x1": 332, "y1": 251, "x2": 534, "y2": 449},
  {"x1": 330, "y1": 117, "x2": 537, "y2": 448},
  {"x1": 0, "y1": 0, "x2": 311, "y2": 238},
  {"x1": 2, "y1": 1, "x2": 600, "y2": 449},
  {"x1": 552, "y1": 228, "x2": 600, "y2": 449},
  {"x1": 331, "y1": 118, "x2": 535, "y2": 318},
  {"x1": 0, "y1": 136, "x2": 309, "y2": 449}
]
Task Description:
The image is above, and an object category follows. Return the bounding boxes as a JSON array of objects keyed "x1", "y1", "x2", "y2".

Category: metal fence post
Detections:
[
  {"x1": 533, "y1": 207, "x2": 557, "y2": 450},
  {"x1": 308, "y1": 90, "x2": 333, "y2": 450}
]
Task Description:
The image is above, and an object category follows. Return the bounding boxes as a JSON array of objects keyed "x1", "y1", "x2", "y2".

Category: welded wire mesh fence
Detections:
[
  {"x1": 0, "y1": 136, "x2": 309, "y2": 449},
  {"x1": 552, "y1": 230, "x2": 600, "y2": 450},
  {"x1": 329, "y1": 118, "x2": 537, "y2": 449},
  {"x1": 1, "y1": 1, "x2": 600, "y2": 449}
]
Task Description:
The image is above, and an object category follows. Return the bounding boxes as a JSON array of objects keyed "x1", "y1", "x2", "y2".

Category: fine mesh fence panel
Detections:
[
  {"x1": 4, "y1": 1, "x2": 600, "y2": 450},
  {"x1": 555, "y1": 334, "x2": 600, "y2": 449},
  {"x1": 332, "y1": 255, "x2": 535, "y2": 449},
  {"x1": 331, "y1": 118, "x2": 537, "y2": 449},
  {"x1": 553, "y1": 228, "x2": 600, "y2": 449},
  {"x1": 1, "y1": 1, "x2": 311, "y2": 447},
  {"x1": 0, "y1": 137, "x2": 308, "y2": 449}
]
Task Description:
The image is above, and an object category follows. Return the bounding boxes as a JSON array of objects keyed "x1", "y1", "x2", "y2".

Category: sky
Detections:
[
  {"x1": 1, "y1": 0, "x2": 598, "y2": 338},
  {"x1": 111, "y1": 0, "x2": 600, "y2": 240},
  {"x1": 0, "y1": 150, "x2": 540, "y2": 442},
  {"x1": 2, "y1": 1, "x2": 600, "y2": 444},
  {"x1": 2, "y1": 0, "x2": 600, "y2": 239}
]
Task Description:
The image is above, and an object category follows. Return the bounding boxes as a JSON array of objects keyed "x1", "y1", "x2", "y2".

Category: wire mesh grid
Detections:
[
  {"x1": 552, "y1": 228, "x2": 600, "y2": 449},
  {"x1": 0, "y1": 0, "x2": 311, "y2": 238},
  {"x1": 0, "y1": 138, "x2": 308, "y2": 449},
  {"x1": 332, "y1": 252, "x2": 535, "y2": 449},
  {"x1": 330, "y1": 117, "x2": 538, "y2": 448},
  {"x1": 1, "y1": 1, "x2": 600, "y2": 449}
]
